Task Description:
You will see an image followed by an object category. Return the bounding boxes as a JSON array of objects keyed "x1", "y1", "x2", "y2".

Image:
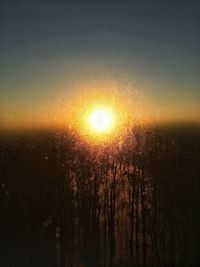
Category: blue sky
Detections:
[{"x1": 0, "y1": 0, "x2": 200, "y2": 128}]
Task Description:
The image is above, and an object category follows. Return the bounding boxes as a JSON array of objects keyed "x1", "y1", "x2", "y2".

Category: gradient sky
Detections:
[{"x1": 0, "y1": 0, "x2": 200, "y2": 129}]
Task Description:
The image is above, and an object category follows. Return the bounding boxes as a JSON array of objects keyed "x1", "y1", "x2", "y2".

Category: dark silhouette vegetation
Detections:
[{"x1": 0, "y1": 124, "x2": 200, "y2": 267}]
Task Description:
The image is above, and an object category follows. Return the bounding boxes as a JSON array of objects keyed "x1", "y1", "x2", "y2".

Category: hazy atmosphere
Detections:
[
  {"x1": 0, "y1": 1, "x2": 200, "y2": 267},
  {"x1": 1, "y1": 0, "x2": 200, "y2": 129}
]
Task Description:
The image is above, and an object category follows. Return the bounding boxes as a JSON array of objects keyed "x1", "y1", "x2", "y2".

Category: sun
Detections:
[
  {"x1": 65, "y1": 85, "x2": 132, "y2": 142},
  {"x1": 89, "y1": 109, "x2": 114, "y2": 134}
]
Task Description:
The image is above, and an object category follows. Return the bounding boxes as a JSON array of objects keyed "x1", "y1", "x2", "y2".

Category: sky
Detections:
[{"x1": 0, "y1": 0, "x2": 200, "y2": 129}]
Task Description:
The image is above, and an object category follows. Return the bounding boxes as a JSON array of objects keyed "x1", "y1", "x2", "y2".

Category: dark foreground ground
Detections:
[{"x1": 0, "y1": 124, "x2": 200, "y2": 267}]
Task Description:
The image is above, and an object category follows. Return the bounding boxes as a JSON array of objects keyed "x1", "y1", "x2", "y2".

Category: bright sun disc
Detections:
[{"x1": 89, "y1": 109, "x2": 114, "y2": 134}]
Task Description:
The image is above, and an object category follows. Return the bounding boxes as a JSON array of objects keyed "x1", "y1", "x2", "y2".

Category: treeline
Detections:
[{"x1": 0, "y1": 125, "x2": 200, "y2": 267}]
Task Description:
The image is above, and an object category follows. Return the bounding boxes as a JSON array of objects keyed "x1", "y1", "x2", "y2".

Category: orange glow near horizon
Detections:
[
  {"x1": 64, "y1": 84, "x2": 134, "y2": 143},
  {"x1": 1, "y1": 78, "x2": 199, "y2": 132},
  {"x1": 0, "y1": 81, "x2": 138, "y2": 133}
]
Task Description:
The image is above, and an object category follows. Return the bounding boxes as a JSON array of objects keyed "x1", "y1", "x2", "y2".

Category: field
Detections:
[{"x1": 0, "y1": 124, "x2": 200, "y2": 267}]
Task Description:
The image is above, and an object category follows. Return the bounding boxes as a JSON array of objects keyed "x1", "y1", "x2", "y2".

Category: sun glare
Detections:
[
  {"x1": 65, "y1": 85, "x2": 133, "y2": 143},
  {"x1": 89, "y1": 109, "x2": 114, "y2": 134}
]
